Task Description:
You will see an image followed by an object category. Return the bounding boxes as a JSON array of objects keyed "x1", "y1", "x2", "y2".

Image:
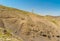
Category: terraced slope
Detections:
[{"x1": 0, "y1": 5, "x2": 60, "y2": 41}]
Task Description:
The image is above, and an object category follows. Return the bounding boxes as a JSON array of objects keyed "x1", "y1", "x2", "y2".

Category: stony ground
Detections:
[
  {"x1": 0, "y1": 28, "x2": 23, "y2": 41},
  {"x1": 0, "y1": 5, "x2": 60, "y2": 41}
]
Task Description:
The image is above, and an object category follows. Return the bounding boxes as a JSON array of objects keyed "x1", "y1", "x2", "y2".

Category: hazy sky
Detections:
[{"x1": 0, "y1": 0, "x2": 60, "y2": 16}]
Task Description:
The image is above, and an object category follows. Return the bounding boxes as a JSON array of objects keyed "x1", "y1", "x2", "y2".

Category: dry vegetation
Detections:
[{"x1": 0, "y1": 5, "x2": 60, "y2": 41}]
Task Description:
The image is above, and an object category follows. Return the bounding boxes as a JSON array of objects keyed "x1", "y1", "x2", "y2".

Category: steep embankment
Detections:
[{"x1": 0, "y1": 5, "x2": 60, "y2": 41}]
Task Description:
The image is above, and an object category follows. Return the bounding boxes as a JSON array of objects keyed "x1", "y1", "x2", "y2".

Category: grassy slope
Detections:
[{"x1": 0, "y1": 5, "x2": 60, "y2": 41}]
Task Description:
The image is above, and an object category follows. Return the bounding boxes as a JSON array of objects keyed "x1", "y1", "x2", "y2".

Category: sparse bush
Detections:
[{"x1": 56, "y1": 35, "x2": 60, "y2": 38}]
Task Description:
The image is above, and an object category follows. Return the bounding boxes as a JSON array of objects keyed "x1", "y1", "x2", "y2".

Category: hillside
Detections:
[{"x1": 0, "y1": 5, "x2": 60, "y2": 41}]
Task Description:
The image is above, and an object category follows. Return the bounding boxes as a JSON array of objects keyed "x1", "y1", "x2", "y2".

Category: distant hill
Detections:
[{"x1": 0, "y1": 5, "x2": 60, "y2": 41}]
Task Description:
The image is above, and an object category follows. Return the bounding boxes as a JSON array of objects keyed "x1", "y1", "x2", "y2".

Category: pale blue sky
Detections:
[{"x1": 0, "y1": 0, "x2": 60, "y2": 16}]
